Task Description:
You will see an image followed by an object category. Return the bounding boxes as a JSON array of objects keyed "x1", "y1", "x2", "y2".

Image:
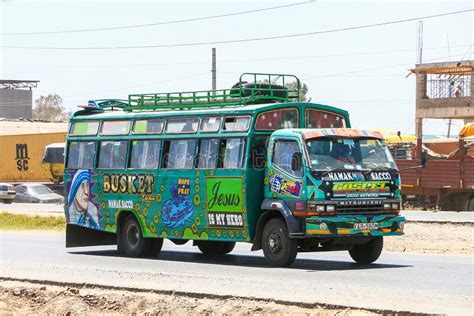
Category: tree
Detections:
[
  {"x1": 33, "y1": 94, "x2": 69, "y2": 121},
  {"x1": 285, "y1": 81, "x2": 309, "y2": 102}
]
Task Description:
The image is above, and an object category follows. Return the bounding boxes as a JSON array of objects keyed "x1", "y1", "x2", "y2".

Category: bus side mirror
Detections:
[{"x1": 291, "y1": 152, "x2": 302, "y2": 172}]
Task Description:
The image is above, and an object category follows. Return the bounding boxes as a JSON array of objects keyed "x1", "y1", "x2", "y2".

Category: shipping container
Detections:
[{"x1": 0, "y1": 132, "x2": 66, "y2": 182}]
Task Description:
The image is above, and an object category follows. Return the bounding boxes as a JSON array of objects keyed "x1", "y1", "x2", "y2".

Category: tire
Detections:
[
  {"x1": 349, "y1": 237, "x2": 384, "y2": 264},
  {"x1": 142, "y1": 238, "x2": 164, "y2": 257},
  {"x1": 118, "y1": 215, "x2": 155, "y2": 258},
  {"x1": 3, "y1": 200, "x2": 13, "y2": 204},
  {"x1": 468, "y1": 195, "x2": 474, "y2": 212},
  {"x1": 262, "y1": 218, "x2": 297, "y2": 267},
  {"x1": 196, "y1": 241, "x2": 235, "y2": 255},
  {"x1": 230, "y1": 82, "x2": 288, "y2": 101}
]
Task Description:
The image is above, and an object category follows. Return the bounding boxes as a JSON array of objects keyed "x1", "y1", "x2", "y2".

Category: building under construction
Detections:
[{"x1": 397, "y1": 60, "x2": 473, "y2": 211}]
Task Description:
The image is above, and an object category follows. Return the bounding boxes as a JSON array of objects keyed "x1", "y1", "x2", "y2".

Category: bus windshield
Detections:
[{"x1": 306, "y1": 137, "x2": 396, "y2": 170}]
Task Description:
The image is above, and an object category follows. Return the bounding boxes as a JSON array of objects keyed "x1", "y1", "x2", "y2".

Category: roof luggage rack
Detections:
[{"x1": 126, "y1": 72, "x2": 301, "y2": 111}]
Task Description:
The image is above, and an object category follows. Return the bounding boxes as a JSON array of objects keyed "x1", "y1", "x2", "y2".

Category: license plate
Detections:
[{"x1": 353, "y1": 222, "x2": 379, "y2": 230}]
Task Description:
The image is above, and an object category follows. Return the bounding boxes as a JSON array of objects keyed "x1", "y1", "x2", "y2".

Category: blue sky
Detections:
[{"x1": 1, "y1": 0, "x2": 472, "y2": 135}]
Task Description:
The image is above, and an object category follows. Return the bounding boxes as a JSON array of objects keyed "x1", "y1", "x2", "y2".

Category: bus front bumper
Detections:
[{"x1": 305, "y1": 214, "x2": 405, "y2": 237}]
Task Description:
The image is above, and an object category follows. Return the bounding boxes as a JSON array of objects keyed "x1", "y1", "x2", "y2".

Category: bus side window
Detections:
[
  {"x1": 197, "y1": 139, "x2": 220, "y2": 169},
  {"x1": 98, "y1": 141, "x2": 128, "y2": 169},
  {"x1": 67, "y1": 141, "x2": 96, "y2": 169},
  {"x1": 163, "y1": 139, "x2": 196, "y2": 169},
  {"x1": 130, "y1": 140, "x2": 162, "y2": 169},
  {"x1": 249, "y1": 136, "x2": 269, "y2": 169},
  {"x1": 305, "y1": 109, "x2": 345, "y2": 128},
  {"x1": 219, "y1": 138, "x2": 246, "y2": 169}
]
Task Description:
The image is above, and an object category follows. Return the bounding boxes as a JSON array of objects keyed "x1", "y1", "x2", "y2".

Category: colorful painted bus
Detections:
[{"x1": 64, "y1": 73, "x2": 405, "y2": 267}]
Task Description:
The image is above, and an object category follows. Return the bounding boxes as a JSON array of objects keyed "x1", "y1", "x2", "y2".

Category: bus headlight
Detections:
[
  {"x1": 391, "y1": 203, "x2": 400, "y2": 210},
  {"x1": 316, "y1": 205, "x2": 325, "y2": 212},
  {"x1": 383, "y1": 203, "x2": 391, "y2": 210},
  {"x1": 326, "y1": 205, "x2": 336, "y2": 212}
]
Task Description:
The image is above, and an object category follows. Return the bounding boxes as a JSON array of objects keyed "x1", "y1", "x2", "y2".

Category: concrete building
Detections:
[{"x1": 0, "y1": 80, "x2": 39, "y2": 119}]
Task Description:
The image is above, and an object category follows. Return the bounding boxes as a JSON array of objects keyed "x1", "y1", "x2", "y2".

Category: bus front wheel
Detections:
[
  {"x1": 262, "y1": 218, "x2": 297, "y2": 267},
  {"x1": 196, "y1": 241, "x2": 235, "y2": 255},
  {"x1": 119, "y1": 215, "x2": 162, "y2": 257},
  {"x1": 349, "y1": 237, "x2": 383, "y2": 264}
]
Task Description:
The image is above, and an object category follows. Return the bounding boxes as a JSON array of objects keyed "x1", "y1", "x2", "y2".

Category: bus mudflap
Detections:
[
  {"x1": 66, "y1": 224, "x2": 116, "y2": 248},
  {"x1": 305, "y1": 215, "x2": 405, "y2": 237}
]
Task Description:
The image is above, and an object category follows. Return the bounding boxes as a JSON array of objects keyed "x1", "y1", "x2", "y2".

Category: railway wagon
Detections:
[{"x1": 0, "y1": 132, "x2": 66, "y2": 182}]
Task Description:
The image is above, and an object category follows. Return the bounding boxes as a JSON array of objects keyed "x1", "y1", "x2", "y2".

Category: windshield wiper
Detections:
[{"x1": 363, "y1": 166, "x2": 397, "y2": 175}]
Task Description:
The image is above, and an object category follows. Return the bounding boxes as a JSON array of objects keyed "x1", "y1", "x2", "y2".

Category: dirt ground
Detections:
[
  {"x1": 384, "y1": 222, "x2": 473, "y2": 255},
  {"x1": 0, "y1": 280, "x2": 377, "y2": 316}
]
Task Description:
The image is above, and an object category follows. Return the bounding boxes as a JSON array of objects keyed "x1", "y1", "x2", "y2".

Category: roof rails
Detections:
[{"x1": 126, "y1": 72, "x2": 301, "y2": 111}]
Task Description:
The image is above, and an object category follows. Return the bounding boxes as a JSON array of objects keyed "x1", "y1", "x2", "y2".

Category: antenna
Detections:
[{"x1": 416, "y1": 21, "x2": 423, "y2": 64}]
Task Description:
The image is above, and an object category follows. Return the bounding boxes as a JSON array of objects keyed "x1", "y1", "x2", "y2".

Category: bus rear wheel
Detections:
[
  {"x1": 262, "y1": 218, "x2": 297, "y2": 267},
  {"x1": 196, "y1": 241, "x2": 235, "y2": 255},
  {"x1": 349, "y1": 237, "x2": 383, "y2": 264},
  {"x1": 119, "y1": 215, "x2": 162, "y2": 257}
]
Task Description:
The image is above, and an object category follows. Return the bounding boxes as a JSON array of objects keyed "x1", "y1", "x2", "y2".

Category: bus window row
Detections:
[
  {"x1": 69, "y1": 108, "x2": 346, "y2": 137},
  {"x1": 67, "y1": 138, "x2": 246, "y2": 170},
  {"x1": 69, "y1": 116, "x2": 252, "y2": 137}
]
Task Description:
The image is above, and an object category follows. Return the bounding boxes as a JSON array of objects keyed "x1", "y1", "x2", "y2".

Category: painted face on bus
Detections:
[{"x1": 74, "y1": 180, "x2": 90, "y2": 212}]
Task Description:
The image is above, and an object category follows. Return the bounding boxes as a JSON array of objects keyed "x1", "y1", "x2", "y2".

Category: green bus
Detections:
[{"x1": 64, "y1": 73, "x2": 405, "y2": 267}]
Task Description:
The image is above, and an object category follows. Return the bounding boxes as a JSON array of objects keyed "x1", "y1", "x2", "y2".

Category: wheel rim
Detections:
[
  {"x1": 126, "y1": 223, "x2": 140, "y2": 250},
  {"x1": 268, "y1": 230, "x2": 283, "y2": 254}
]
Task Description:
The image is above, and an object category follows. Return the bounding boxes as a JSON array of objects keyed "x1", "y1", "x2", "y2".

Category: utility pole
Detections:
[
  {"x1": 446, "y1": 33, "x2": 452, "y2": 137},
  {"x1": 447, "y1": 120, "x2": 452, "y2": 138},
  {"x1": 211, "y1": 48, "x2": 216, "y2": 95},
  {"x1": 416, "y1": 21, "x2": 423, "y2": 64},
  {"x1": 415, "y1": 21, "x2": 424, "y2": 159}
]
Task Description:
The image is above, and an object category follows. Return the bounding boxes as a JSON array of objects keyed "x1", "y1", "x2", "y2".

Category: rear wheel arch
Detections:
[{"x1": 116, "y1": 211, "x2": 145, "y2": 235}]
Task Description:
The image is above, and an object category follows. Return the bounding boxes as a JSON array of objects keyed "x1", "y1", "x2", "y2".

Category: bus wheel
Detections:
[
  {"x1": 119, "y1": 215, "x2": 153, "y2": 258},
  {"x1": 143, "y1": 238, "x2": 164, "y2": 257},
  {"x1": 349, "y1": 237, "x2": 383, "y2": 264},
  {"x1": 196, "y1": 241, "x2": 235, "y2": 255},
  {"x1": 262, "y1": 218, "x2": 297, "y2": 267},
  {"x1": 468, "y1": 194, "x2": 474, "y2": 212}
]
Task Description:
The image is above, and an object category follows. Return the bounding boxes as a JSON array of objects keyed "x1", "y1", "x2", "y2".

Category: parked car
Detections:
[
  {"x1": 15, "y1": 183, "x2": 64, "y2": 204},
  {"x1": 0, "y1": 183, "x2": 16, "y2": 204}
]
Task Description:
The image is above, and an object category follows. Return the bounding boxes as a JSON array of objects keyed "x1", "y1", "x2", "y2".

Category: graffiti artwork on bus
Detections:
[
  {"x1": 66, "y1": 169, "x2": 100, "y2": 229},
  {"x1": 161, "y1": 178, "x2": 194, "y2": 228}
]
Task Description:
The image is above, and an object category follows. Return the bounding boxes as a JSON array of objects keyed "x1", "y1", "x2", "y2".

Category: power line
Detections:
[
  {"x1": 0, "y1": 72, "x2": 210, "y2": 107},
  {"x1": 318, "y1": 98, "x2": 412, "y2": 104},
  {"x1": 301, "y1": 53, "x2": 469, "y2": 80},
  {"x1": 3, "y1": 44, "x2": 469, "y2": 70},
  {"x1": 1, "y1": 9, "x2": 472, "y2": 50},
  {"x1": 0, "y1": 1, "x2": 315, "y2": 36}
]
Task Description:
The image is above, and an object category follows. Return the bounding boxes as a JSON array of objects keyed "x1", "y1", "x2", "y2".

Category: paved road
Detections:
[
  {"x1": 0, "y1": 203, "x2": 63, "y2": 217},
  {"x1": 0, "y1": 232, "x2": 472, "y2": 315},
  {"x1": 400, "y1": 210, "x2": 474, "y2": 223},
  {"x1": 1, "y1": 202, "x2": 473, "y2": 223}
]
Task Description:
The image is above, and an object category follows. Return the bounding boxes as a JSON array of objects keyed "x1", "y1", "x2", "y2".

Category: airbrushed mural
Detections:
[
  {"x1": 66, "y1": 170, "x2": 99, "y2": 229},
  {"x1": 64, "y1": 169, "x2": 249, "y2": 242}
]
